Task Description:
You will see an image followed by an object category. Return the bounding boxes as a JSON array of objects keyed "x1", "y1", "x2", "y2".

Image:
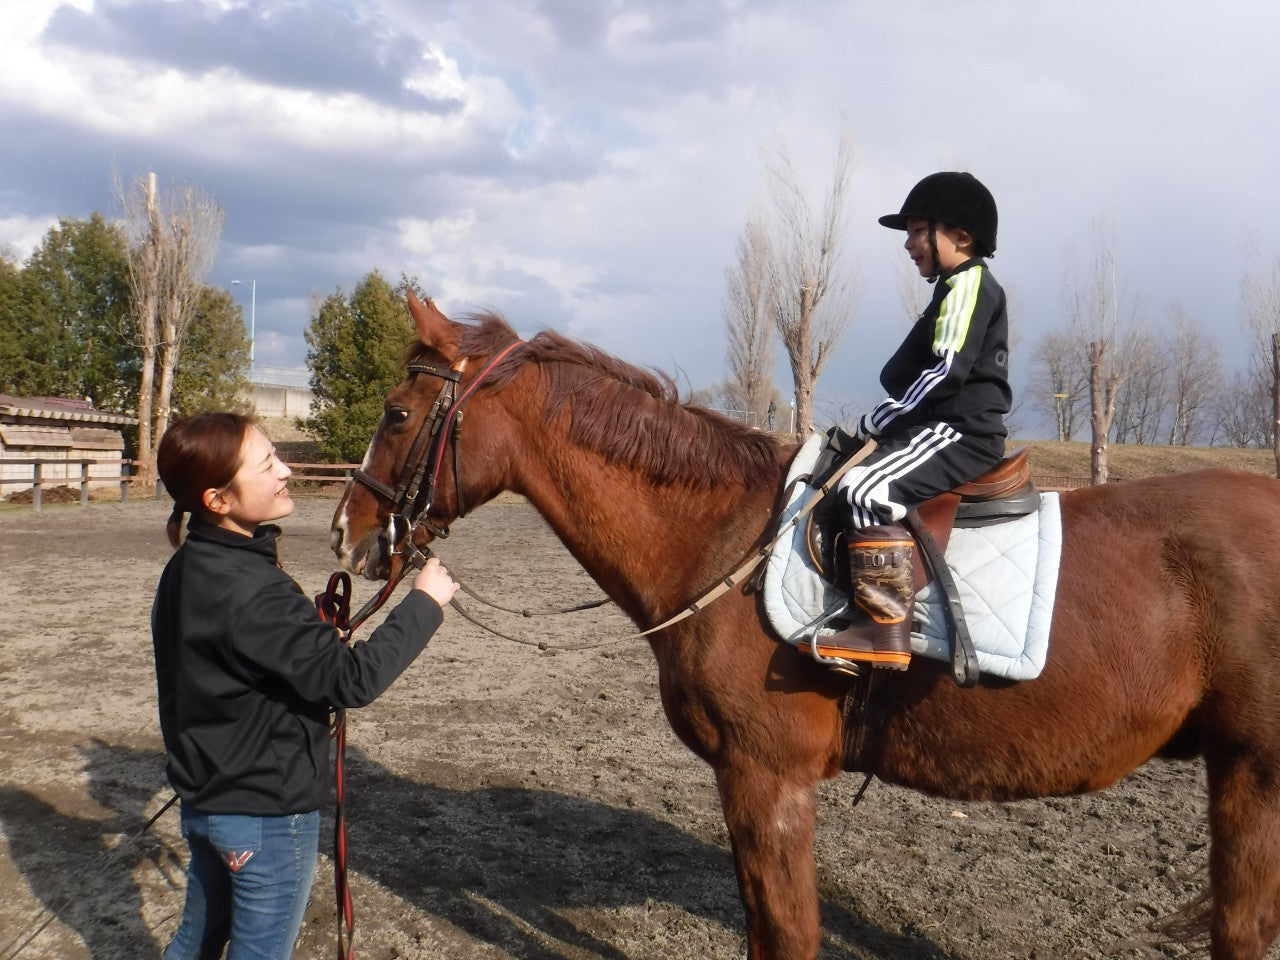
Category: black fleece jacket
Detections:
[{"x1": 151, "y1": 520, "x2": 442, "y2": 815}]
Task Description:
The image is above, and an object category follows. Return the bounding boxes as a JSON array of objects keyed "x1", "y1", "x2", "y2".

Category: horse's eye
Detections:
[{"x1": 385, "y1": 407, "x2": 410, "y2": 426}]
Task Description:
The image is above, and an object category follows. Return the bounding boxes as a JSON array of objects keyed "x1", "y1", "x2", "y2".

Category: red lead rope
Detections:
[
  {"x1": 315, "y1": 571, "x2": 356, "y2": 960},
  {"x1": 315, "y1": 568, "x2": 407, "y2": 960}
]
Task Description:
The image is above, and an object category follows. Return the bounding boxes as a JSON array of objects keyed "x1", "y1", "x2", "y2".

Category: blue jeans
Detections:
[{"x1": 164, "y1": 806, "x2": 320, "y2": 960}]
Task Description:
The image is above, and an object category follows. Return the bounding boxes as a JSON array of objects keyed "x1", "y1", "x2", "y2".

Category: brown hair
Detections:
[{"x1": 157, "y1": 412, "x2": 256, "y2": 547}]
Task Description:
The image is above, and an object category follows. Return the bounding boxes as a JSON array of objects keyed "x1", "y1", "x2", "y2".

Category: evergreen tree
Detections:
[
  {"x1": 173, "y1": 286, "x2": 252, "y2": 417},
  {"x1": 0, "y1": 256, "x2": 27, "y2": 394},
  {"x1": 5, "y1": 242, "x2": 73, "y2": 398},
  {"x1": 304, "y1": 271, "x2": 422, "y2": 461},
  {"x1": 10, "y1": 215, "x2": 134, "y2": 407}
]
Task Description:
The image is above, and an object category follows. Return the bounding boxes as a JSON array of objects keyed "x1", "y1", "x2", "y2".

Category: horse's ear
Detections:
[{"x1": 407, "y1": 291, "x2": 461, "y2": 359}]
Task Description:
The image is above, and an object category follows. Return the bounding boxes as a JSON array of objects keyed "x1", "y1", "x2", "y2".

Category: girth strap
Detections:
[{"x1": 903, "y1": 509, "x2": 980, "y2": 687}]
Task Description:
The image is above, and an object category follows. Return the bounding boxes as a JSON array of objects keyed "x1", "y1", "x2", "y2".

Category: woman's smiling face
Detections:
[{"x1": 207, "y1": 426, "x2": 294, "y2": 536}]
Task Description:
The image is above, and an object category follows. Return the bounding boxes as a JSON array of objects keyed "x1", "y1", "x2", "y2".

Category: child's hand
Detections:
[{"x1": 412, "y1": 557, "x2": 459, "y2": 606}]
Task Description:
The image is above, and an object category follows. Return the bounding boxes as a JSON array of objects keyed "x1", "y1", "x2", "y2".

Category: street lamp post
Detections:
[
  {"x1": 1053, "y1": 390, "x2": 1068, "y2": 442},
  {"x1": 231, "y1": 279, "x2": 256, "y2": 380}
]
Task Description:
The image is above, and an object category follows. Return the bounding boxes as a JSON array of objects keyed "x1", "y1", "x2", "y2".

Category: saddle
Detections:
[{"x1": 802, "y1": 432, "x2": 1040, "y2": 687}]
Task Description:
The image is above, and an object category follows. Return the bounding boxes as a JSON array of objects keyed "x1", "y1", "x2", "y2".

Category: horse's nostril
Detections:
[{"x1": 329, "y1": 528, "x2": 343, "y2": 555}]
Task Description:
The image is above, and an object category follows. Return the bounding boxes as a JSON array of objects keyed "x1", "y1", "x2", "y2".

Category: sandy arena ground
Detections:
[{"x1": 0, "y1": 492, "x2": 1238, "y2": 959}]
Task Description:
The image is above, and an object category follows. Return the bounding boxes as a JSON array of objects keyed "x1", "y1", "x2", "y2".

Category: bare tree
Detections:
[
  {"x1": 765, "y1": 131, "x2": 856, "y2": 437},
  {"x1": 1242, "y1": 247, "x2": 1280, "y2": 473},
  {"x1": 1166, "y1": 305, "x2": 1220, "y2": 445},
  {"x1": 1088, "y1": 340, "x2": 1122, "y2": 480},
  {"x1": 1213, "y1": 365, "x2": 1272, "y2": 447},
  {"x1": 117, "y1": 171, "x2": 225, "y2": 478},
  {"x1": 1032, "y1": 330, "x2": 1089, "y2": 441},
  {"x1": 1111, "y1": 327, "x2": 1167, "y2": 444},
  {"x1": 1064, "y1": 222, "x2": 1143, "y2": 483},
  {"x1": 122, "y1": 172, "x2": 162, "y2": 479},
  {"x1": 723, "y1": 216, "x2": 777, "y2": 426}
]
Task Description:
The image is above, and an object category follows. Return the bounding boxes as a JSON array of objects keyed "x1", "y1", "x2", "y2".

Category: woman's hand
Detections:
[{"x1": 411, "y1": 557, "x2": 459, "y2": 606}]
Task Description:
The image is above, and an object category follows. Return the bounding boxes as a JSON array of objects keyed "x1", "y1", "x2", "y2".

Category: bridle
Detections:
[{"x1": 351, "y1": 339, "x2": 525, "y2": 564}]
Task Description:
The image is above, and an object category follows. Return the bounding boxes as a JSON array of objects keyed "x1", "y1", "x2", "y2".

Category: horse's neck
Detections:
[{"x1": 509, "y1": 434, "x2": 777, "y2": 628}]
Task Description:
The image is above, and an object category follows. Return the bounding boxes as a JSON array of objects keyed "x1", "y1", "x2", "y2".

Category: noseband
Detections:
[{"x1": 351, "y1": 339, "x2": 524, "y2": 553}]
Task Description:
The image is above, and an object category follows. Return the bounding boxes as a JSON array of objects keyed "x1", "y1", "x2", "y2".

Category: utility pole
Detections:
[{"x1": 232, "y1": 279, "x2": 256, "y2": 380}]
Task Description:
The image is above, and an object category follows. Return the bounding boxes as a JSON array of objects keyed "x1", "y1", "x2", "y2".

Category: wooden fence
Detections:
[
  {"x1": 0, "y1": 459, "x2": 362, "y2": 511},
  {"x1": 0, "y1": 458, "x2": 136, "y2": 510}
]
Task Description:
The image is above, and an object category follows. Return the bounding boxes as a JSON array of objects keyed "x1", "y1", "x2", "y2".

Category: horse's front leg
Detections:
[{"x1": 715, "y1": 761, "x2": 822, "y2": 960}]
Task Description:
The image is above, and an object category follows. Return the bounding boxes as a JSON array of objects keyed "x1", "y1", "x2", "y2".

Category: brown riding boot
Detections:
[{"x1": 816, "y1": 524, "x2": 915, "y2": 670}]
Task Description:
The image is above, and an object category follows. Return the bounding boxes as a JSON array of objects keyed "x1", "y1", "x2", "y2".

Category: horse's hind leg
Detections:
[
  {"x1": 1204, "y1": 746, "x2": 1280, "y2": 959},
  {"x1": 715, "y1": 762, "x2": 821, "y2": 960}
]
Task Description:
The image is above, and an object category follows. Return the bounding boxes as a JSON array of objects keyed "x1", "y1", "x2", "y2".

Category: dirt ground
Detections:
[{"x1": 0, "y1": 491, "x2": 1245, "y2": 959}]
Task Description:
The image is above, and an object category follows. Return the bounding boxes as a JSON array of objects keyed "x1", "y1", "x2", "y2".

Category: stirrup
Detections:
[{"x1": 803, "y1": 603, "x2": 864, "y2": 676}]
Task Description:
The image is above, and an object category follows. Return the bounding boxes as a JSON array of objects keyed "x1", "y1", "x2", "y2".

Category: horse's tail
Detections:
[{"x1": 1149, "y1": 870, "x2": 1210, "y2": 952}]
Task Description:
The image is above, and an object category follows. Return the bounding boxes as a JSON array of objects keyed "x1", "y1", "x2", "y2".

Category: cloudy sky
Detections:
[{"x1": 3, "y1": 0, "x2": 1278, "y2": 434}]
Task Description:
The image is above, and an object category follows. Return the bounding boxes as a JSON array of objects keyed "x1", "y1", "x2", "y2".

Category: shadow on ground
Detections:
[{"x1": 0, "y1": 741, "x2": 962, "y2": 960}]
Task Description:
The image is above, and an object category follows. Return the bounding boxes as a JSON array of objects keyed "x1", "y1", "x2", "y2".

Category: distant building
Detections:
[
  {"x1": 0, "y1": 396, "x2": 136, "y2": 491},
  {"x1": 249, "y1": 367, "x2": 314, "y2": 419},
  {"x1": 250, "y1": 382, "x2": 315, "y2": 419}
]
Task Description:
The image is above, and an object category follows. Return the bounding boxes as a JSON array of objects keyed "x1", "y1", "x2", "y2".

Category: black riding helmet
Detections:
[{"x1": 878, "y1": 172, "x2": 998, "y2": 258}]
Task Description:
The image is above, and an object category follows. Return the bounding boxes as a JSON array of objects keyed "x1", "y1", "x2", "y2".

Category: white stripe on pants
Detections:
[{"x1": 837, "y1": 423, "x2": 962, "y2": 528}]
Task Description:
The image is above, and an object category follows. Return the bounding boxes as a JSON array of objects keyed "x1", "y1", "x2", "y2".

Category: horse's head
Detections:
[{"x1": 330, "y1": 292, "x2": 523, "y2": 580}]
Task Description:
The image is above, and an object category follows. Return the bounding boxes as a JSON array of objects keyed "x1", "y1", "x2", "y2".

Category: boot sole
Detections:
[{"x1": 813, "y1": 646, "x2": 911, "y2": 670}]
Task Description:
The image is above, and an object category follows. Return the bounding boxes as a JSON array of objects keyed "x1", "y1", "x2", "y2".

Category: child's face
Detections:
[
  {"x1": 903, "y1": 218, "x2": 974, "y2": 276},
  {"x1": 206, "y1": 426, "x2": 294, "y2": 536}
]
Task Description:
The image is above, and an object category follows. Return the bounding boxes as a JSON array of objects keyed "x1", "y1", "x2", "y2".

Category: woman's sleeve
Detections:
[{"x1": 229, "y1": 579, "x2": 444, "y2": 709}]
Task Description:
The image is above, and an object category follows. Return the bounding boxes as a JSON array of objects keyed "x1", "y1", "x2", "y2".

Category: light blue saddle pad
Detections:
[{"x1": 762, "y1": 434, "x2": 1062, "y2": 681}]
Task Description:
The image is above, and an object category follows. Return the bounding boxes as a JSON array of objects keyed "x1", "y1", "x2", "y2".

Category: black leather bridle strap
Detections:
[
  {"x1": 422, "y1": 339, "x2": 524, "y2": 507},
  {"x1": 351, "y1": 341, "x2": 523, "y2": 548},
  {"x1": 391, "y1": 363, "x2": 460, "y2": 510},
  {"x1": 352, "y1": 363, "x2": 460, "y2": 518}
]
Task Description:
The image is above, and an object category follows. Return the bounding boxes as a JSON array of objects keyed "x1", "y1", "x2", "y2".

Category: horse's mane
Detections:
[{"x1": 412, "y1": 312, "x2": 783, "y2": 491}]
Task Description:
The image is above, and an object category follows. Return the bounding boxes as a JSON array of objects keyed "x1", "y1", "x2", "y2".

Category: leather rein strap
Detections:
[
  {"x1": 618, "y1": 437, "x2": 881, "y2": 642},
  {"x1": 449, "y1": 437, "x2": 882, "y2": 651}
]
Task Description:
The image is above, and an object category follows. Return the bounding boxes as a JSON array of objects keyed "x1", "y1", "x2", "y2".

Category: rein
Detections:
[
  {"x1": 437, "y1": 440, "x2": 881, "y2": 652},
  {"x1": 312, "y1": 556, "x2": 427, "y2": 960},
  {"x1": 352, "y1": 342, "x2": 878, "y2": 651}
]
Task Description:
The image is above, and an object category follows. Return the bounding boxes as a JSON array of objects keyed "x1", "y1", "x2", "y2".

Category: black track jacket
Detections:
[
  {"x1": 859, "y1": 257, "x2": 1011, "y2": 445},
  {"x1": 152, "y1": 520, "x2": 442, "y2": 815}
]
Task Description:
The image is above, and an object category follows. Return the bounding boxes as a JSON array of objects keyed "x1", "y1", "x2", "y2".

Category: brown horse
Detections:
[{"x1": 331, "y1": 292, "x2": 1280, "y2": 960}]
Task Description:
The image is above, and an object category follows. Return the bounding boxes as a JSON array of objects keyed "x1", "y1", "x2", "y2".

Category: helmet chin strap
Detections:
[{"x1": 925, "y1": 221, "x2": 941, "y2": 283}]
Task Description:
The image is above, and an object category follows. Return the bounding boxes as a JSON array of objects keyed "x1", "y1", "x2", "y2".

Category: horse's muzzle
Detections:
[{"x1": 334, "y1": 528, "x2": 394, "y2": 581}]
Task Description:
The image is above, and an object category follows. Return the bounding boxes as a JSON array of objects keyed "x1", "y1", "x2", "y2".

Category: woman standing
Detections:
[{"x1": 152, "y1": 412, "x2": 457, "y2": 959}]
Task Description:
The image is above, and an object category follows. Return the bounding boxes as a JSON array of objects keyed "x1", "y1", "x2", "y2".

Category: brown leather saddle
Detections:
[{"x1": 802, "y1": 433, "x2": 1040, "y2": 686}]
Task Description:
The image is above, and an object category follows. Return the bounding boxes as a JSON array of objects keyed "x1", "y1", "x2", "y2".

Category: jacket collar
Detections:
[
  {"x1": 186, "y1": 518, "x2": 282, "y2": 560},
  {"x1": 939, "y1": 256, "x2": 985, "y2": 282}
]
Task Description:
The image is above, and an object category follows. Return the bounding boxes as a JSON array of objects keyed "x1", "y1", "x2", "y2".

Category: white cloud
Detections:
[
  {"x1": 0, "y1": 213, "x2": 60, "y2": 261},
  {"x1": 3, "y1": 0, "x2": 1280, "y2": 427}
]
